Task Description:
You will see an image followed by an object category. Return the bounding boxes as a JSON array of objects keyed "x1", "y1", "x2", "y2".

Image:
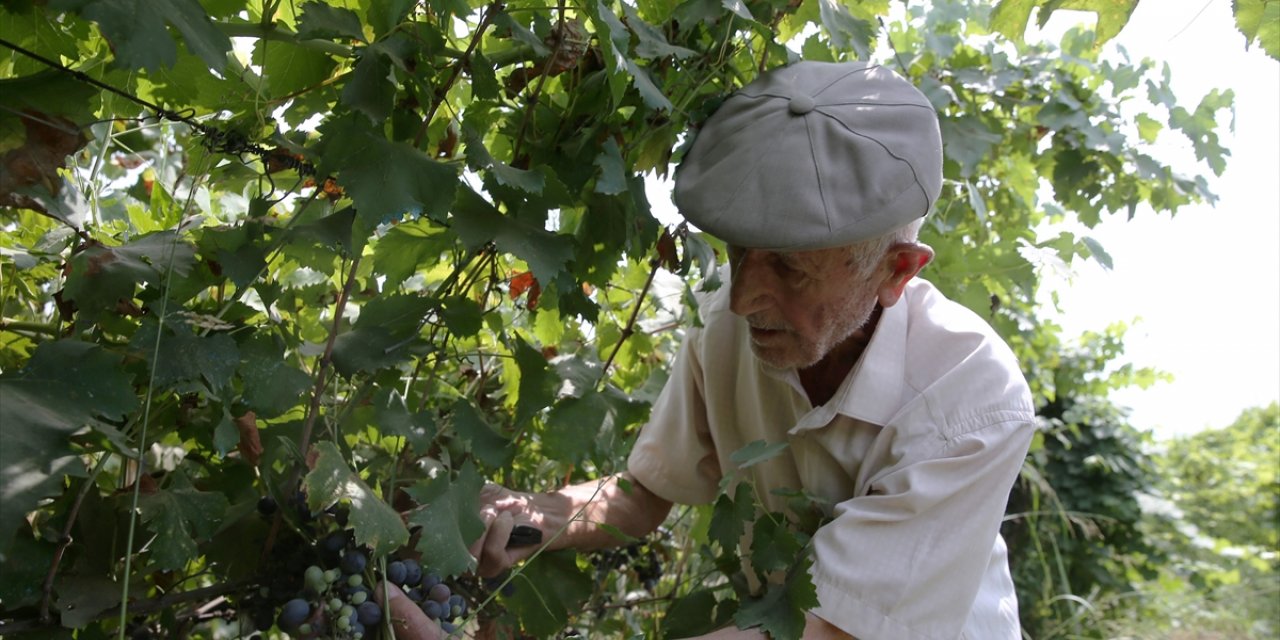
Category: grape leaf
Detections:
[
  {"x1": 254, "y1": 39, "x2": 338, "y2": 98},
  {"x1": 62, "y1": 231, "x2": 197, "y2": 326},
  {"x1": 138, "y1": 471, "x2": 231, "y2": 570},
  {"x1": 0, "y1": 340, "x2": 135, "y2": 556},
  {"x1": 0, "y1": 528, "x2": 56, "y2": 606},
  {"x1": 404, "y1": 461, "x2": 485, "y2": 577},
  {"x1": 452, "y1": 187, "x2": 574, "y2": 284},
  {"x1": 318, "y1": 115, "x2": 459, "y2": 227},
  {"x1": 464, "y1": 127, "x2": 545, "y2": 194},
  {"x1": 503, "y1": 550, "x2": 595, "y2": 636},
  {"x1": 749, "y1": 515, "x2": 803, "y2": 575},
  {"x1": 593, "y1": 138, "x2": 627, "y2": 195},
  {"x1": 129, "y1": 318, "x2": 240, "y2": 393},
  {"x1": 990, "y1": 0, "x2": 1137, "y2": 45},
  {"x1": 449, "y1": 399, "x2": 513, "y2": 468},
  {"x1": 238, "y1": 336, "x2": 313, "y2": 419},
  {"x1": 729, "y1": 439, "x2": 789, "y2": 469},
  {"x1": 663, "y1": 589, "x2": 725, "y2": 639},
  {"x1": 296, "y1": 1, "x2": 366, "y2": 41},
  {"x1": 440, "y1": 295, "x2": 484, "y2": 337},
  {"x1": 512, "y1": 336, "x2": 555, "y2": 425},
  {"x1": 371, "y1": 388, "x2": 437, "y2": 454},
  {"x1": 371, "y1": 219, "x2": 456, "y2": 290},
  {"x1": 939, "y1": 115, "x2": 1002, "y2": 178},
  {"x1": 304, "y1": 441, "x2": 409, "y2": 556},
  {"x1": 331, "y1": 294, "x2": 434, "y2": 376},
  {"x1": 621, "y1": 3, "x2": 697, "y2": 60},
  {"x1": 341, "y1": 45, "x2": 396, "y2": 124},
  {"x1": 1235, "y1": 0, "x2": 1280, "y2": 60},
  {"x1": 54, "y1": 575, "x2": 122, "y2": 629},
  {"x1": 542, "y1": 392, "x2": 612, "y2": 464},
  {"x1": 66, "y1": 0, "x2": 231, "y2": 71},
  {"x1": 732, "y1": 555, "x2": 818, "y2": 640},
  {"x1": 708, "y1": 482, "x2": 755, "y2": 552},
  {"x1": 817, "y1": 0, "x2": 874, "y2": 59}
]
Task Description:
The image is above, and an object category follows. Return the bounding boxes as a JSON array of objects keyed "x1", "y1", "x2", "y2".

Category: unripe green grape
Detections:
[
  {"x1": 351, "y1": 590, "x2": 368, "y2": 605},
  {"x1": 347, "y1": 573, "x2": 363, "y2": 588}
]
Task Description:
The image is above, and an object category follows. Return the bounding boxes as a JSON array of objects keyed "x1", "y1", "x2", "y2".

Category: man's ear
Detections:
[{"x1": 876, "y1": 242, "x2": 934, "y2": 308}]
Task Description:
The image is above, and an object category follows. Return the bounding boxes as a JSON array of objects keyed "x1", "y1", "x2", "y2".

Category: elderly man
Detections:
[{"x1": 382, "y1": 61, "x2": 1036, "y2": 639}]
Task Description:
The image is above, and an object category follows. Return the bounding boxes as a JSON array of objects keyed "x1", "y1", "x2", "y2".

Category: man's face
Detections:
[{"x1": 727, "y1": 245, "x2": 882, "y2": 370}]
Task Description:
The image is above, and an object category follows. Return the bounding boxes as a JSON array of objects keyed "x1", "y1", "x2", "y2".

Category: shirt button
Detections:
[{"x1": 789, "y1": 94, "x2": 816, "y2": 115}]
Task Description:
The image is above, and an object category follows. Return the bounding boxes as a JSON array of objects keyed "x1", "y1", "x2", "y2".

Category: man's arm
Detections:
[{"x1": 471, "y1": 473, "x2": 672, "y2": 577}]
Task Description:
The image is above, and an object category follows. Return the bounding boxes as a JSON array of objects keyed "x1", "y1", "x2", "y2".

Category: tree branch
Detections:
[
  {"x1": 414, "y1": 1, "x2": 505, "y2": 148},
  {"x1": 598, "y1": 257, "x2": 662, "y2": 390}
]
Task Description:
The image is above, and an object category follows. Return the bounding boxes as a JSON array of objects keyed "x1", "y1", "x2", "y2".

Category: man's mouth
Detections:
[{"x1": 748, "y1": 325, "x2": 787, "y2": 342}]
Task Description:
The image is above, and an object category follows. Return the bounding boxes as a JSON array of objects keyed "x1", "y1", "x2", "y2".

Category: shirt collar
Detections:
[{"x1": 830, "y1": 289, "x2": 908, "y2": 427}]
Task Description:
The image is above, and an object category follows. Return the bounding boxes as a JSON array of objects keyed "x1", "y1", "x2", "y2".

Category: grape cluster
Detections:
[
  {"x1": 589, "y1": 537, "x2": 666, "y2": 591},
  {"x1": 384, "y1": 558, "x2": 469, "y2": 635},
  {"x1": 274, "y1": 537, "x2": 382, "y2": 639}
]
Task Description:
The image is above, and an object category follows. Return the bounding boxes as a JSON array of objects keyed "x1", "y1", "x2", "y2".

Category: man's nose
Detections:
[{"x1": 728, "y1": 250, "x2": 776, "y2": 317}]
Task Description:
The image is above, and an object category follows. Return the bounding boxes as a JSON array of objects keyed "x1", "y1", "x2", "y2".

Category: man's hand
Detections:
[
  {"x1": 468, "y1": 483, "x2": 546, "y2": 578},
  {"x1": 468, "y1": 475, "x2": 672, "y2": 578},
  {"x1": 374, "y1": 582, "x2": 443, "y2": 640}
]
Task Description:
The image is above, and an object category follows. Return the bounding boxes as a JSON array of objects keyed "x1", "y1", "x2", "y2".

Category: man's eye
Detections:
[{"x1": 773, "y1": 257, "x2": 804, "y2": 278}]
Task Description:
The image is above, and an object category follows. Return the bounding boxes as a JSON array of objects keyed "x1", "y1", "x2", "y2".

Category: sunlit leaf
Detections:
[{"x1": 304, "y1": 441, "x2": 409, "y2": 556}]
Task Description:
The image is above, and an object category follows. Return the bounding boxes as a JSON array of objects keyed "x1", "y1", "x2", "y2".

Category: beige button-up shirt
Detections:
[{"x1": 628, "y1": 278, "x2": 1035, "y2": 640}]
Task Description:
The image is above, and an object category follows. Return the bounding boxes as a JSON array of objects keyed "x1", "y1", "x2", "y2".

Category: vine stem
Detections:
[
  {"x1": 4, "y1": 580, "x2": 255, "y2": 635},
  {"x1": 511, "y1": 0, "x2": 568, "y2": 162},
  {"x1": 414, "y1": 0, "x2": 505, "y2": 148},
  {"x1": 259, "y1": 253, "x2": 362, "y2": 562},
  {"x1": 114, "y1": 157, "x2": 210, "y2": 640},
  {"x1": 297, "y1": 253, "x2": 362, "y2": 462},
  {"x1": 0, "y1": 318, "x2": 60, "y2": 336},
  {"x1": 37, "y1": 455, "x2": 113, "y2": 622},
  {"x1": 597, "y1": 257, "x2": 662, "y2": 390}
]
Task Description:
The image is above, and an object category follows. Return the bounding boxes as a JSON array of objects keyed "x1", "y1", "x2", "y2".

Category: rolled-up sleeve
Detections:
[
  {"x1": 810, "y1": 413, "x2": 1034, "y2": 640},
  {"x1": 627, "y1": 330, "x2": 723, "y2": 505}
]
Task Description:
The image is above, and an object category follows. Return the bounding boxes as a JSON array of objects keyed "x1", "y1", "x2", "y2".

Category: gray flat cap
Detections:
[{"x1": 674, "y1": 61, "x2": 943, "y2": 251}]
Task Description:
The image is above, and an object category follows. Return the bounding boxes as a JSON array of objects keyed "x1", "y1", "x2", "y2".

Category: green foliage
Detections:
[
  {"x1": 1121, "y1": 403, "x2": 1280, "y2": 638},
  {"x1": 1004, "y1": 331, "x2": 1164, "y2": 639},
  {"x1": 1234, "y1": 0, "x2": 1280, "y2": 60},
  {"x1": 0, "y1": 0, "x2": 1235, "y2": 637}
]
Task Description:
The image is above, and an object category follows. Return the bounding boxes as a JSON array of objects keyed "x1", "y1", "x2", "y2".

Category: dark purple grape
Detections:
[
  {"x1": 321, "y1": 531, "x2": 348, "y2": 554},
  {"x1": 386, "y1": 560, "x2": 407, "y2": 586},
  {"x1": 257, "y1": 495, "x2": 277, "y2": 516},
  {"x1": 356, "y1": 601, "x2": 382, "y2": 626},
  {"x1": 276, "y1": 598, "x2": 311, "y2": 632},
  {"x1": 447, "y1": 593, "x2": 467, "y2": 618},
  {"x1": 341, "y1": 549, "x2": 367, "y2": 575},
  {"x1": 420, "y1": 571, "x2": 439, "y2": 590},
  {"x1": 422, "y1": 599, "x2": 444, "y2": 620},
  {"x1": 402, "y1": 559, "x2": 423, "y2": 587},
  {"x1": 407, "y1": 587, "x2": 425, "y2": 602},
  {"x1": 428, "y1": 582, "x2": 451, "y2": 603},
  {"x1": 441, "y1": 621, "x2": 457, "y2": 634}
]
